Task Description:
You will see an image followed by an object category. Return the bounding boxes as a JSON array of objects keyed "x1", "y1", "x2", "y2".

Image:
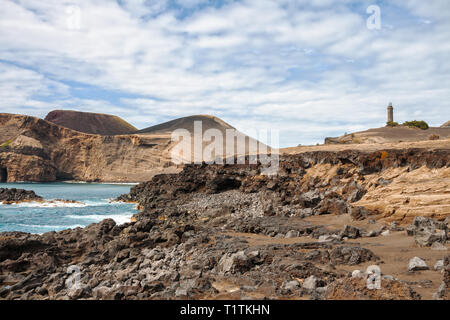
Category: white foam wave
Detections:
[
  {"x1": 61, "y1": 181, "x2": 88, "y2": 184},
  {"x1": 2, "y1": 199, "x2": 135, "y2": 208},
  {"x1": 11, "y1": 201, "x2": 88, "y2": 208},
  {"x1": 83, "y1": 200, "x2": 109, "y2": 206},
  {"x1": 67, "y1": 213, "x2": 133, "y2": 225}
]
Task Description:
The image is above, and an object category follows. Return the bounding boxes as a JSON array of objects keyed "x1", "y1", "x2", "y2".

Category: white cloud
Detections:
[
  {"x1": 0, "y1": 0, "x2": 449, "y2": 146},
  {"x1": 119, "y1": 0, "x2": 169, "y2": 18},
  {"x1": 0, "y1": 62, "x2": 69, "y2": 113}
]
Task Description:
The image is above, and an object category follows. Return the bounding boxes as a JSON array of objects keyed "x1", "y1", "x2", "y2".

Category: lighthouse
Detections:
[{"x1": 387, "y1": 103, "x2": 394, "y2": 123}]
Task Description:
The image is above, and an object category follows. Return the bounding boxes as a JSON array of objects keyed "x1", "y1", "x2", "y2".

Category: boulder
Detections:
[
  {"x1": 407, "y1": 217, "x2": 448, "y2": 247},
  {"x1": 282, "y1": 280, "x2": 300, "y2": 292},
  {"x1": 318, "y1": 235, "x2": 341, "y2": 243},
  {"x1": 92, "y1": 286, "x2": 113, "y2": 300},
  {"x1": 303, "y1": 276, "x2": 318, "y2": 290},
  {"x1": 349, "y1": 206, "x2": 369, "y2": 221},
  {"x1": 434, "y1": 260, "x2": 444, "y2": 271},
  {"x1": 0, "y1": 188, "x2": 43, "y2": 204},
  {"x1": 389, "y1": 222, "x2": 404, "y2": 232},
  {"x1": 415, "y1": 230, "x2": 447, "y2": 247},
  {"x1": 285, "y1": 230, "x2": 300, "y2": 239},
  {"x1": 433, "y1": 282, "x2": 446, "y2": 300},
  {"x1": 217, "y1": 251, "x2": 252, "y2": 274},
  {"x1": 330, "y1": 246, "x2": 379, "y2": 266},
  {"x1": 339, "y1": 225, "x2": 360, "y2": 239},
  {"x1": 433, "y1": 255, "x2": 450, "y2": 299},
  {"x1": 299, "y1": 190, "x2": 322, "y2": 208},
  {"x1": 363, "y1": 230, "x2": 381, "y2": 238},
  {"x1": 408, "y1": 257, "x2": 429, "y2": 272},
  {"x1": 381, "y1": 230, "x2": 390, "y2": 237},
  {"x1": 315, "y1": 198, "x2": 349, "y2": 216},
  {"x1": 67, "y1": 283, "x2": 92, "y2": 300},
  {"x1": 409, "y1": 217, "x2": 447, "y2": 233},
  {"x1": 351, "y1": 270, "x2": 367, "y2": 279}
]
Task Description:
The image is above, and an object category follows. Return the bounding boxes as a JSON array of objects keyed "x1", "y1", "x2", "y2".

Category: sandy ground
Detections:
[
  {"x1": 319, "y1": 126, "x2": 450, "y2": 146},
  {"x1": 281, "y1": 138, "x2": 450, "y2": 154},
  {"x1": 305, "y1": 214, "x2": 448, "y2": 299},
  {"x1": 222, "y1": 213, "x2": 448, "y2": 300}
]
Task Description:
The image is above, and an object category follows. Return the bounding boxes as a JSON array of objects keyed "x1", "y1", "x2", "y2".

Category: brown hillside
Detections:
[
  {"x1": 139, "y1": 115, "x2": 268, "y2": 164},
  {"x1": 0, "y1": 113, "x2": 177, "y2": 182},
  {"x1": 45, "y1": 110, "x2": 137, "y2": 136},
  {"x1": 0, "y1": 113, "x2": 266, "y2": 182},
  {"x1": 138, "y1": 115, "x2": 235, "y2": 135}
]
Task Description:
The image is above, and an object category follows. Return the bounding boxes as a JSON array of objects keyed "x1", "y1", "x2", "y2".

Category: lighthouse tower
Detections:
[{"x1": 387, "y1": 103, "x2": 394, "y2": 123}]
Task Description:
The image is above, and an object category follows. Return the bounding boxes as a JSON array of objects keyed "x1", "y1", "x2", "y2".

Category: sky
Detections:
[{"x1": 1, "y1": 0, "x2": 449, "y2": 147}]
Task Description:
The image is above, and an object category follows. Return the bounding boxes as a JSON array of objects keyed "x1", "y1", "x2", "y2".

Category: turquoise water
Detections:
[{"x1": 0, "y1": 183, "x2": 138, "y2": 234}]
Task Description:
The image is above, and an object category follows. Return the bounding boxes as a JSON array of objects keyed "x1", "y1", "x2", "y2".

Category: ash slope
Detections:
[
  {"x1": 138, "y1": 115, "x2": 268, "y2": 164},
  {"x1": 45, "y1": 110, "x2": 137, "y2": 136},
  {"x1": 138, "y1": 115, "x2": 235, "y2": 135}
]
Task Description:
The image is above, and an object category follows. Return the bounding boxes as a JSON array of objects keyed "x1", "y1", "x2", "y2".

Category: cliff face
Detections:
[
  {"x1": 0, "y1": 113, "x2": 265, "y2": 182},
  {"x1": 0, "y1": 113, "x2": 177, "y2": 182},
  {"x1": 121, "y1": 148, "x2": 450, "y2": 224},
  {"x1": 0, "y1": 113, "x2": 268, "y2": 182}
]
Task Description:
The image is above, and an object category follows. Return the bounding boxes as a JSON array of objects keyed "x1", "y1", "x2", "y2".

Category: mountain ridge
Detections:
[
  {"x1": 137, "y1": 115, "x2": 236, "y2": 135},
  {"x1": 0, "y1": 112, "x2": 265, "y2": 182},
  {"x1": 45, "y1": 110, "x2": 138, "y2": 136}
]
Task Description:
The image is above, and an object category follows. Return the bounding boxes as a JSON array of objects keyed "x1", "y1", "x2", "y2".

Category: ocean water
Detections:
[{"x1": 0, "y1": 182, "x2": 139, "y2": 234}]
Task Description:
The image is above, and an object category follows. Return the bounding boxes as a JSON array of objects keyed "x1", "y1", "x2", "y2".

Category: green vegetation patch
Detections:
[
  {"x1": 402, "y1": 120, "x2": 429, "y2": 130},
  {"x1": 0, "y1": 139, "x2": 12, "y2": 148},
  {"x1": 386, "y1": 121, "x2": 399, "y2": 127}
]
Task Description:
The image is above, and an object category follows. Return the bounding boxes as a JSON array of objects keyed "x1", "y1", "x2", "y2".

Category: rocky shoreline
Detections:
[
  {"x1": 0, "y1": 148, "x2": 449, "y2": 300},
  {"x1": 0, "y1": 188, "x2": 84, "y2": 206},
  {"x1": 0, "y1": 188, "x2": 43, "y2": 204}
]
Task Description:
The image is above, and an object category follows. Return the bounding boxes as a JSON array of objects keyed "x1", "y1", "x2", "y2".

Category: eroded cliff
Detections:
[
  {"x1": 122, "y1": 148, "x2": 450, "y2": 224},
  {"x1": 0, "y1": 113, "x2": 177, "y2": 182},
  {"x1": 0, "y1": 113, "x2": 265, "y2": 182}
]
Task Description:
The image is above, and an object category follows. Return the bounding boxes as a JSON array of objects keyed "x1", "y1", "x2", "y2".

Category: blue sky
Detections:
[{"x1": 1, "y1": 0, "x2": 449, "y2": 147}]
